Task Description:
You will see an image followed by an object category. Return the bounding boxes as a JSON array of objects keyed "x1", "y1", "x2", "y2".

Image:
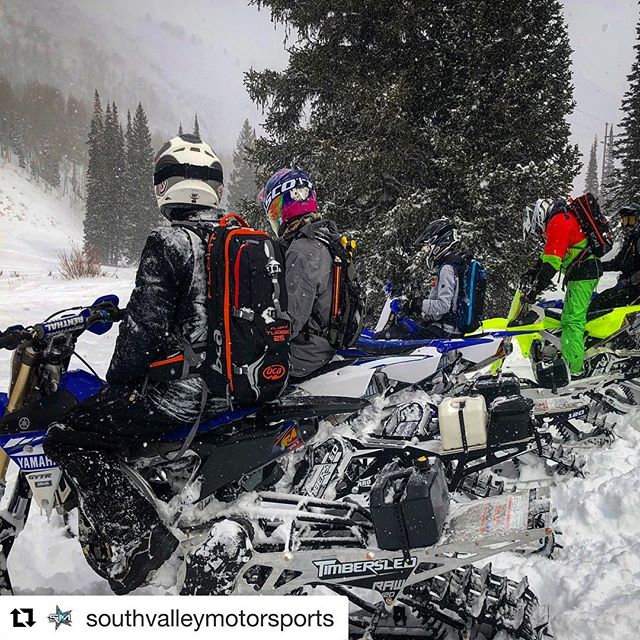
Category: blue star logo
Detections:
[{"x1": 48, "y1": 606, "x2": 72, "y2": 630}]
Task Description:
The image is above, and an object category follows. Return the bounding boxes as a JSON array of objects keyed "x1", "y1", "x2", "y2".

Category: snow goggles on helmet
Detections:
[{"x1": 621, "y1": 214, "x2": 639, "y2": 227}]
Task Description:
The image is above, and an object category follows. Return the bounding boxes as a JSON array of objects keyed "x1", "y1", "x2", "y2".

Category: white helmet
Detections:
[
  {"x1": 523, "y1": 198, "x2": 552, "y2": 240},
  {"x1": 153, "y1": 134, "x2": 224, "y2": 220}
]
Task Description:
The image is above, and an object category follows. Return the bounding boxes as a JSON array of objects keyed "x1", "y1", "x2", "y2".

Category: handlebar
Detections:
[{"x1": 0, "y1": 301, "x2": 123, "y2": 350}]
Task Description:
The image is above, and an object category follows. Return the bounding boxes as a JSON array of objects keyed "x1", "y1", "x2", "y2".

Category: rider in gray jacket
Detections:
[
  {"x1": 393, "y1": 218, "x2": 465, "y2": 338},
  {"x1": 260, "y1": 168, "x2": 338, "y2": 379}
]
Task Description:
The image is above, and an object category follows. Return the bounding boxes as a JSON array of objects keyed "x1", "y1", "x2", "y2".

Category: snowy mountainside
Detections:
[
  {"x1": 0, "y1": 160, "x2": 135, "y2": 384},
  {"x1": 0, "y1": 161, "x2": 83, "y2": 276}
]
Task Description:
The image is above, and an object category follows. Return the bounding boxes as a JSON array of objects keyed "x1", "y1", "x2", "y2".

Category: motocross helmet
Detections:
[
  {"x1": 153, "y1": 134, "x2": 224, "y2": 220},
  {"x1": 416, "y1": 218, "x2": 460, "y2": 269},
  {"x1": 259, "y1": 168, "x2": 317, "y2": 235},
  {"x1": 523, "y1": 198, "x2": 552, "y2": 240},
  {"x1": 618, "y1": 203, "x2": 640, "y2": 236}
]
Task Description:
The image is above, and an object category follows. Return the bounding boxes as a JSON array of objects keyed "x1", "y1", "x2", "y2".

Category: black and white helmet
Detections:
[
  {"x1": 417, "y1": 218, "x2": 460, "y2": 269},
  {"x1": 153, "y1": 134, "x2": 224, "y2": 220},
  {"x1": 523, "y1": 199, "x2": 552, "y2": 240}
]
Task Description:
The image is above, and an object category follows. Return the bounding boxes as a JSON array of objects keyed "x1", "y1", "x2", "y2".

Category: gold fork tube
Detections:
[{"x1": 0, "y1": 360, "x2": 34, "y2": 481}]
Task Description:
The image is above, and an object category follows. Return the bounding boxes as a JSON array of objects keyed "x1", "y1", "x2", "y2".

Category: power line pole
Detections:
[{"x1": 601, "y1": 122, "x2": 608, "y2": 185}]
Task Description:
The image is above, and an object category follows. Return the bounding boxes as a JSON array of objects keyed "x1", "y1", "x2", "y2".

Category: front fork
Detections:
[
  {"x1": 0, "y1": 351, "x2": 37, "y2": 593},
  {"x1": 0, "y1": 349, "x2": 36, "y2": 493}
]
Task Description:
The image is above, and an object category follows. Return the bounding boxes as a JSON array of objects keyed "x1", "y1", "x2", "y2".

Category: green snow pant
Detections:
[{"x1": 561, "y1": 278, "x2": 599, "y2": 374}]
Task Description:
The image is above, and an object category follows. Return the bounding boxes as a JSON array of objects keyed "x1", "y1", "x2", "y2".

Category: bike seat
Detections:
[
  {"x1": 586, "y1": 308, "x2": 614, "y2": 322},
  {"x1": 544, "y1": 308, "x2": 562, "y2": 321},
  {"x1": 347, "y1": 336, "x2": 434, "y2": 356}
]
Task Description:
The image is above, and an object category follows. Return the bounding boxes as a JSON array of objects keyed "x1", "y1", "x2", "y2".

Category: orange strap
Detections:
[
  {"x1": 149, "y1": 354, "x2": 185, "y2": 368},
  {"x1": 220, "y1": 213, "x2": 249, "y2": 228}
]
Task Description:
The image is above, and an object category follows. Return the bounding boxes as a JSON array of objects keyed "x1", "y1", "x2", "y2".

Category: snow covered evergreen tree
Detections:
[
  {"x1": 101, "y1": 102, "x2": 127, "y2": 265},
  {"x1": 584, "y1": 136, "x2": 599, "y2": 196},
  {"x1": 193, "y1": 114, "x2": 200, "y2": 138},
  {"x1": 227, "y1": 118, "x2": 260, "y2": 225},
  {"x1": 614, "y1": 13, "x2": 640, "y2": 208},
  {"x1": 617, "y1": 27, "x2": 640, "y2": 199},
  {"x1": 125, "y1": 103, "x2": 158, "y2": 261},
  {"x1": 246, "y1": 0, "x2": 579, "y2": 313},
  {"x1": 84, "y1": 91, "x2": 108, "y2": 260}
]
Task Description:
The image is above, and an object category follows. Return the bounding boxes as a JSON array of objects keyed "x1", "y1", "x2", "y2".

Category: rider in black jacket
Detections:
[
  {"x1": 43, "y1": 134, "x2": 225, "y2": 594},
  {"x1": 590, "y1": 203, "x2": 640, "y2": 310}
]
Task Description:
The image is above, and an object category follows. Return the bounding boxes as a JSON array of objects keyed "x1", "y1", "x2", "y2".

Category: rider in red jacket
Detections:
[{"x1": 523, "y1": 198, "x2": 602, "y2": 376}]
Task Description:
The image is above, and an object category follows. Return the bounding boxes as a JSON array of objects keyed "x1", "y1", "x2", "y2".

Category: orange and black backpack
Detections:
[{"x1": 150, "y1": 213, "x2": 291, "y2": 407}]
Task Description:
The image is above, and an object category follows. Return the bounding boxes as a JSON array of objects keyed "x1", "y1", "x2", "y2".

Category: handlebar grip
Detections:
[{"x1": 0, "y1": 326, "x2": 28, "y2": 350}]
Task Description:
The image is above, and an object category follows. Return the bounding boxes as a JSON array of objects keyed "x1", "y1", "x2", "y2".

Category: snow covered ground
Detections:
[{"x1": 1, "y1": 163, "x2": 639, "y2": 638}]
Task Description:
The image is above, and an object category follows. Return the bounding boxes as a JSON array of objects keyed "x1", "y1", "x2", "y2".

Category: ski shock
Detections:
[{"x1": 402, "y1": 563, "x2": 549, "y2": 640}]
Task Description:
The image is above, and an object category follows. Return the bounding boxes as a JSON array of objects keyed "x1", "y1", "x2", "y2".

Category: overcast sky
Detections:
[{"x1": 564, "y1": 0, "x2": 638, "y2": 190}]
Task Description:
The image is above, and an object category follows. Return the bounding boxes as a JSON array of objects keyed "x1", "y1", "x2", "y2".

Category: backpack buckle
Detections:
[
  {"x1": 266, "y1": 257, "x2": 281, "y2": 276},
  {"x1": 233, "y1": 308, "x2": 255, "y2": 321}
]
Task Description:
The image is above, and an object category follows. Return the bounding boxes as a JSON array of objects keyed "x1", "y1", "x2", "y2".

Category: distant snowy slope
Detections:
[
  {"x1": 0, "y1": 159, "x2": 135, "y2": 387},
  {"x1": 0, "y1": 161, "x2": 84, "y2": 276}
]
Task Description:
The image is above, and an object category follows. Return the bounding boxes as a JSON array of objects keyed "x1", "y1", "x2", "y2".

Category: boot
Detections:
[
  {"x1": 108, "y1": 523, "x2": 179, "y2": 595},
  {"x1": 180, "y1": 519, "x2": 251, "y2": 595}
]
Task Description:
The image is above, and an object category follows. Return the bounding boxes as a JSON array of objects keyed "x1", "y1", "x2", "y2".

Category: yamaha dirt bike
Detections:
[
  {"x1": 0, "y1": 298, "x2": 555, "y2": 639},
  {"x1": 295, "y1": 295, "x2": 521, "y2": 405},
  {"x1": 0, "y1": 296, "x2": 366, "y2": 594}
]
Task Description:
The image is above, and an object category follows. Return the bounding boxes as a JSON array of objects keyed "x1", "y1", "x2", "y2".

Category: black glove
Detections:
[
  {"x1": 533, "y1": 262, "x2": 557, "y2": 295},
  {"x1": 407, "y1": 297, "x2": 424, "y2": 316}
]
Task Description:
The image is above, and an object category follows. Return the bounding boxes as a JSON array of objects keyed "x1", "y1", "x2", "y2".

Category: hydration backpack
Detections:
[
  {"x1": 569, "y1": 193, "x2": 613, "y2": 258},
  {"x1": 152, "y1": 214, "x2": 291, "y2": 407},
  {"x1": 446, "y1": 256, "x2": 487, "y2": 334},
  {"x1": 310, "y1": 231, "x2": 366, "y2": 349}
]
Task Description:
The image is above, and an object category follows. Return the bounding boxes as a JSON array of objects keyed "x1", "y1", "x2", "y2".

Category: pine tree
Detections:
[
  {"x1": 125, "y1": 103, "x2": 158, "y2": 261},
  {"x1": 100, "y1": 101, "x2": 127, "y2": 265},
  {"x1": 584, "y1": 135, "x2": 599, "y2": 196},
  {"x1": 178, "y1": 121, "x2": 183, "y2": 136},
  {"x1": 122, "y1": 110, "x2": 136, "y2": 259},
  {"x1": 245, "y1": 0, "x2": 579, "y2": 313},
  {"x1": 193, "y1": 113, "x2": 200, "y2": 138},
  {"x1": 615, "y1": 11, "x2": 640, "y2": 205},
  {"x1": 84, "y1": 90, "x2": 107, "y2": 260},
  {"x1": 227, "y1": 118, "x2": 259, "y2": 224}
]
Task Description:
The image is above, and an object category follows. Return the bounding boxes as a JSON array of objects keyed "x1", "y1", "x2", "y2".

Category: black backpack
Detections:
[
  {"x1": 569, "y1": 193, "x2": 613, "y2": 258},
  {"x1": 150, "y1": 214, "x2": 291, "y2": 407},
  {"x1": 307, "y1": 230, "x2": 366, "y2": 350}
]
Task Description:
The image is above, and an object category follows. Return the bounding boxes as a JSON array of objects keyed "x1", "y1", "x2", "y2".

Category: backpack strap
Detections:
[{"x1": 219, "y1": 213, "x2": 249, "y2": 228}]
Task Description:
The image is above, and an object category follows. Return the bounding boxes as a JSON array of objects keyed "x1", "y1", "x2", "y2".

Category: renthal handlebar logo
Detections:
[
  {"x1": 45, "y1": 316, "x2": 85, "y2": 332},
  {"x1": 313, "y1": 556, "x2": 417, "y2": 579}
]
